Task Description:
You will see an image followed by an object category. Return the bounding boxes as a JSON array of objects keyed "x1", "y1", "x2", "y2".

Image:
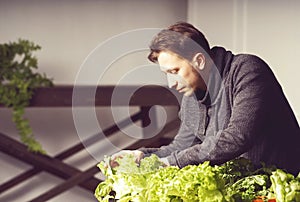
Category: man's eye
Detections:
[{"x1": 169, "y1": 69, "x2": 178, "y2": 74}]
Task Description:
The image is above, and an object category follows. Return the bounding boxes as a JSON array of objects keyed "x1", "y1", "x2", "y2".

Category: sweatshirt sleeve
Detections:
[
  {"x1": 139, "y1": 109, "x2": 200, "y2": 158},
  {"x1": 167, "y1": 55, "x2": 274, "y2": 167}
]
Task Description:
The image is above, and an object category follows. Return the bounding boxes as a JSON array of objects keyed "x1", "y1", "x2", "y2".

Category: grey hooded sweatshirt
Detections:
[{"x1": 140, "y1": 46, "x2": 300, "y2": 175}]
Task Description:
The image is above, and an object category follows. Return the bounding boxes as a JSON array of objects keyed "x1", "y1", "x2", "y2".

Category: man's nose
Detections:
[{"x1": 167, "y1": 73, "x2": 177, "y2": 88}]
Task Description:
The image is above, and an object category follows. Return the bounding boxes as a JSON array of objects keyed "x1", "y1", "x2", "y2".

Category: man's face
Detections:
[{"x1": 157, "y1": 51, "x2": 205, "y2": 97}]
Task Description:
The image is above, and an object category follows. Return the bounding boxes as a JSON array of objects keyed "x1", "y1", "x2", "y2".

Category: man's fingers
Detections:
[
  {"x1": 110, "y1": 160, "x2": 119, "y2": 168},
  {"x1": 135, "y1": 153, "x2": 144, "y2": 163},
  {"x1": 108, "y1": 150, "x2": 145, "y2": 167}
]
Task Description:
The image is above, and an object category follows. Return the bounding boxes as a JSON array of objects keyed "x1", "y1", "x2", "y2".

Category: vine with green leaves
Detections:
[{"x1": 0, "y1": 39, "x2": 53, "y2": 154}]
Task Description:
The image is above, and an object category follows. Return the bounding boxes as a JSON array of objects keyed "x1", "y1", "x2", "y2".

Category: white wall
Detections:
[
  {"x1": 0, "y1": 0, "x2": 188, "y2": 85},
  {"x1": 188, "y1": 0, "x2": 300, "y2": 121},
  {"x1": 0, "y1": 1, "x2": 186, "y2": 201}
]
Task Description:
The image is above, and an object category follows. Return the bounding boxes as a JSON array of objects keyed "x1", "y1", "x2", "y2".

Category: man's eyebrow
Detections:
[{"x1": 160, "y1": 64, "x2": 178, "y2": 71}]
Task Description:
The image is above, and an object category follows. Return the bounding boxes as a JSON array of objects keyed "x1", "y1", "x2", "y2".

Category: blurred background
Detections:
[{"x1": 0, "y1": 0, "x2": 299, "y2": 201}]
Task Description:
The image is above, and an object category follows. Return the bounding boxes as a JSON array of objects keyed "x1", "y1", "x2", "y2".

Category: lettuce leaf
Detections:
[
  {"x1": 268, "y1": 169, "x2": 300, "y2": 202},
  {"x1": 95, "y1": 155, "x2": 300, "y2": 202}
]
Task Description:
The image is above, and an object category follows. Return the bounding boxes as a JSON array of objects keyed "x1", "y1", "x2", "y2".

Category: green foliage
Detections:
[
  {"x1": 0, "y1": 39, "x2": 53, "y2": 153},
  {"x1": 95, "y1": 155, "x2": 300, "y2": 202},
  {"x1": 268, "y1": 169, "x2": 300, "y2": 202},
  {"x1": 96, "y1": 155, "x2": 227, "y2": 202},
  {"x1": 115, "y1": 153, "x2": 165, "y2": 175}
]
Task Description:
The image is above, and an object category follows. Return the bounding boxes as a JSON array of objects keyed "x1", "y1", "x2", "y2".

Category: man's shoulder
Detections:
[
  {"x1": 232, "y1": 53, "x2": 267, "y2": 67},
  {"x1": 229, "y1": 53, "x2": 273, "y2": 79},
  {"x1": 210, "y1": 46, "x2": 270, "y2": 74}
]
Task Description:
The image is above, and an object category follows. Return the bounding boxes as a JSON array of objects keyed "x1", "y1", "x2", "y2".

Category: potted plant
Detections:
[{"x1": 0, "y1": 39, "x2": 53, "y2": 153}]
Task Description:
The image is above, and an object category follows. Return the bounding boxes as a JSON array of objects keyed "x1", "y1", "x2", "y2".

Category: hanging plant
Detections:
[{"x1": 0, "y1": 39, "x2": 53, "y2": 154}]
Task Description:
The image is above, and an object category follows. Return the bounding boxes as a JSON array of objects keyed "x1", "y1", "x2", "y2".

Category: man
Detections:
[{"x1": 111, "y1": 22, "x2": 300, "y2": 175}]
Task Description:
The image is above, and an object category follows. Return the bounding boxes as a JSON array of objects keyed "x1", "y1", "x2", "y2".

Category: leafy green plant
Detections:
[
  {"x1": 0, "y1": 39, "x2": 53, "y2": 153},
  {"x1": 95, "y1": 155, "x2": 300, "y2": 202}
]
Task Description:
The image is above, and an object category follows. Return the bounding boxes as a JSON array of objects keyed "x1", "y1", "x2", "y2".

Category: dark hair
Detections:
[{"x1": 148, "y1": 22, "x2": 210, "y2": 63}]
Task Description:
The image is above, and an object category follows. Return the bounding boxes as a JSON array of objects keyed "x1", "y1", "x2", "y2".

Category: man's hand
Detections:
[
  {"x1": 159, "y1": 157, "x2": 170, "y2": 167},
  {"x1": 109, "y1": 150, "x2": 144, "y2": 168}
]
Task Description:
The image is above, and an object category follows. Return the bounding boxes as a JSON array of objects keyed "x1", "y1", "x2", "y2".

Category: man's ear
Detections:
[{"x1": 192, "y1": 53, "x2": 205, "y2": 70}]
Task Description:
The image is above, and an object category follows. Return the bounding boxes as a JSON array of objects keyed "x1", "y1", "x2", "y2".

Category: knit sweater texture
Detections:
[{"x1": 140, "y1": 46, "x2": 300, "y2": 175}]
